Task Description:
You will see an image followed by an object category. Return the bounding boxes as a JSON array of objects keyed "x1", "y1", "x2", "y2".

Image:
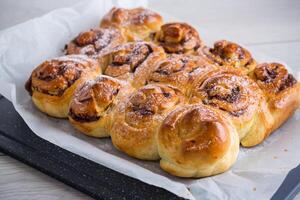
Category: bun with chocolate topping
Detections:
[
  {"x1": 199, "y1": 40, "x2": 256, "y2": 74},
  {"x1": 68, "y1": 75, "x2": 134, "y2": 137},
  {"x1": 152, "y1": 22, "x2": 203, "y2": 54},
  {"x1": 97, "y1": 41, "x2": 166, "y2": 88},
  {"x1": 65, "y1": 28, "x2": 125, "y2": 56},
  {"x1": 190, "y1": 67, "x2": 273, "y2": 147},
  {"x1": 25, "y1": 55, "x2": 101, "y2": 118},
  {"x1": 110, "y1": 84, "x2": 186, "y2": 160},
  {"x1": 100, "y1": 7, "x2": 163, "y2": 41}
]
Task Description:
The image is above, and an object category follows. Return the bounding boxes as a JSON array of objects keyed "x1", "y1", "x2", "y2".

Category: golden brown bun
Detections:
[
  {"x1": 97, "y1": 41, "x2": 166, "y2": 88},
  {"x1": 199, "y1": 40, "x2": 256, "y2": 74},
  {"x1": 68, "y1": 75, "x2": 134, "y2": 137},
  {"x1": 25, "y1": 55, "x2": 101, "y2": 118},
  {"x1": 65, "y1": 28, "x2": 125, "y2": 56},
  {"x1": 147, "y1": 54, "x2": 216, "y2": 94},
  {"x1": 158, "y1": 104, "x2": 239, "y2": 177},
  {"x1": 152, "y1": 22, "x2": 203, "y2": 54},
  {"x1": 100, "y1": 7, "x2": 163, "y2": 41},
  {"x1": 189, "y1": 67, "x2": 272, "y2": 145},
  {"x1": 242, "y1": 63, "x2": 300, "y2": 146},
  {"x1": 110, "y1": 84, "x2": 186, "y2": 160}
]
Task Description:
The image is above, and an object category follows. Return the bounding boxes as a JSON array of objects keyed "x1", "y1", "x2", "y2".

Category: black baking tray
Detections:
[{"x1": 0, "y1": 94, "x2": 299, "y2": 200}]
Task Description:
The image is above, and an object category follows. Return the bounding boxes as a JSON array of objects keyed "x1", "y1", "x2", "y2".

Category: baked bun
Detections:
[
  {"x1": 98, "y1": 41, "x2": 165, "y2": 88},
  {"x1": 199, "y1": 40, "x2": 256, "y2": 74},
  {"x1": 158, "y1": 104, "x2": 239, "y2": 177},
  {"x1": 100, "y1": 7, "x2": 163, "y2": 41},
  {"x1": 147, "y1": 54, "x2": 216, "y2": 94},
  {"x1": 25, "y1": 55, "x2": 101, "y2": 118},
  {"x1": 152, "y1": 22, "x2": 203, "y2": 54},
  {"x1": 189, "y1": 67, "x2": 272, "y2": 146},
  {"x1": 110, "y1": 84, "x2": 186, "y2": 160},
  {"x1": 65, "y1": 28, "x2": 125, "y2": 56},
  {"x1": 248, "y1": 63, "x2": 300, "y2": 142},
  {"x1": 68, "y1": 75, "x2": 134, "y2": 137}
]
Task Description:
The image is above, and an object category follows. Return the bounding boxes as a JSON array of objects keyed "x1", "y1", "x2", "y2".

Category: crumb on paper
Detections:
[
  {"x1": 273, "y1": 156, "x2": 278, "y2": 159},
  {"x1": 253, "y1": 187, "x2": 256, "y2": 191},
  {"x1": 284, "y1": 149, "x2": 288, "y2": 152}
]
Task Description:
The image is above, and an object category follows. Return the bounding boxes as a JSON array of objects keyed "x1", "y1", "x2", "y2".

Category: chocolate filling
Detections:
[
  {"x1": 69, "y1": 108, "x2": 100, "y2": 122},
  {"x1": 206, "y1": 86, "x2": 240, "y2": 104},
  {"x1": 132, "y1": 105, "x2": 154, "y2": 116},
  {"x1": 279, "y1": 74, "x2": 297, "y2": 92}
]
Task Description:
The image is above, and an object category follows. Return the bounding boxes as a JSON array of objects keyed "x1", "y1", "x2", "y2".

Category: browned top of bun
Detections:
[
  {"x1": 153, "y1": 22, "x2": 203, "y2": 54},
  {"x1": 65, "y1": 28, "x2": 125, "y2": 56},
  {"x1": 190, "y1": 67, "x2": 262, "y2": 120},
  {"x1": 159, "y1": 104, "x2": 231, "y2": 163},
  {"x1": 253, "y1": 63, "x2": 297, "y2": 94},
  {"x1": 123, "y1": 84, "x2": 185, "y2": 127},
  {"x1": 69, "y1": 75, "x2": 123, "y2": 122},
  {"x1": 25, "y1": 55, "x2": 100, "y2": 96},
  {"x1": 148, "y1": 54, "x2": 215, "y2": 92},
  {"x1": 199, "y1": 40, "x2": 256, "y2": 74}
]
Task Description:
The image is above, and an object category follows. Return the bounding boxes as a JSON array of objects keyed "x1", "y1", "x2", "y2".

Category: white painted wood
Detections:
[{"x1": 0, "y1": 156, "x2": 91, "y2": 200}]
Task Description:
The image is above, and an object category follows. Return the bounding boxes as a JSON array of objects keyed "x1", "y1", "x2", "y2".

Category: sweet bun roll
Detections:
[
  {"x1": 147, "y1": 54, "x2": 216, "y2": 94},
  {"x1": 158, "y1": 104, "x2": 239, "y2": 178},
  {"x1": 97, "y1": 41, "x2": 166, "y2": 88},
  {"x1": 65, "y1": 28, "x2": 125, "y2": 56},
  {"x1": 152, "y1": 22, "x2": 203, "y2": 54},
  {"x1": 100, "y1": 7, "x2": 163, "y2": 41},
  {"x1": 25, "y1": 55, "x2": 101, "y2": 118},
  {"x1": 68, "y1": 75, "x2": 134, "y2": 137},
  {"x1": 110, "y1": 84, "x2": 186, "y2": 160},
  {"x1": 189, "y1": 67, "x2": 273, "y2": 147},
  {"x1": 249, "y1": 63, "x2": 300, "y2": 138},
  {"x1": 199, "y1": 40, "x2": 256, "y2": 75}
]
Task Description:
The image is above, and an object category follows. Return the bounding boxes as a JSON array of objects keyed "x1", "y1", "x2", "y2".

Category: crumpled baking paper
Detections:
[{"x1": 0, "y1": 0, "x2": 299, "y2": 199}]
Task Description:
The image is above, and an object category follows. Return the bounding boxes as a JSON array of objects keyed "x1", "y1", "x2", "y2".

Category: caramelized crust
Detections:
[
  {"x1": 65, "y1": 28, "x2": 125, "y2": 56},
  {"x1": 68, "y1": 75, "x2": 133, "y2": 137},
  {"x1": 152, "y1": 23, "x2": 203, "y2": 54},
  {"x1": 147, "y1": 54, "x2": 216, "y2": 94},
  {"x1": 158, "y1": 104, "x2": 239, "y2": 177},
  {"x1": 25, "y1": 55, "x2": 101, "y2": 118},
  {"x1": 100, "y1": 7, "x2": 163, "y2": 41},
  {"x1": 111, "y1": 84, "x2": 186, "y2": 160},
  {"x1": 248, "y1": 63, "x2": 300, "y2": 140},
  {"x1": 199, "y1": 40, "x2": 256, "y2": 74},
  {"x1": 98, "y1": 41, "x2": 166, "y2": 88},
  {"x1": 190, "y1": 67, "x2": 270, "y2": 142}
]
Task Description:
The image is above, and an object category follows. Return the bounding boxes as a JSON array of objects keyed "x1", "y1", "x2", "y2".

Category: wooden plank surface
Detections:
[
  {"x1": 0, "y1": 156, "x2": 91, "y2": 200},
  {"x1": 0, "y1": 0, "x2": 300, "y2": 199}
]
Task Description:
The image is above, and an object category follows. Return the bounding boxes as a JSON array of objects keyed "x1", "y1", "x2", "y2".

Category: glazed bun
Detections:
[
  {"x1": 190, "y1": 67, "x2": 272, "y2": 147},
  {"x1": 98, "y1": 41, "x2": 166, "y2": 88},
  {"x1": 65, "y1": 28, "x2": 125, "y2": 56},
  {"x1": 25, "y1": 55, "x2": 101, "y2": 118},
  {"x1": 147, "y1": 54, "x2": 216, "y2": 94},
  {"x1": 100, "y1": 7, "x2": 163, "y2": 41},
  {"x1": 68, "y1": 75, "x2": 134, "y2": 137},
  {"x1": 199, "y1": 40, "x2": 256, "y2": 74},
  {"x1": 152, "y1": 22, "x2": 203, "y2": 54},
  {"x1": 110, "y1": 84, "x2": 186, "y2": 160},
  {"x1": 158, "y1": 104, "x2": 239, "y2": 177},
  {"x1": 246, "y1": 63, "x2": 300, "y2": 145}
]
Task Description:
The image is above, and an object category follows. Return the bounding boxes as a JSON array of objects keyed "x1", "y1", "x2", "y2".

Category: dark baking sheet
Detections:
[{"x1": 0, "y1": 94, "x2": 299, "y2": 200}]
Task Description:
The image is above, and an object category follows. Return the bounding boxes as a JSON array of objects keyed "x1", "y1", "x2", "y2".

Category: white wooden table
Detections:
[{"x1": 0, "y1": 0, "x2": 299, "y2": 199}]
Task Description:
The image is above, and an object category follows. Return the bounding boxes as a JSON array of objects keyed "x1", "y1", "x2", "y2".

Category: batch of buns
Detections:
[{"x1": 25, "y1": 7, "x2": 300, "y2": 178}]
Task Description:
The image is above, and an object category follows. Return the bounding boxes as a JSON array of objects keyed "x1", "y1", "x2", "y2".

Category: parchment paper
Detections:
[{"x1": 0, "y1": 0, "x2": 299, "y2": 199}]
